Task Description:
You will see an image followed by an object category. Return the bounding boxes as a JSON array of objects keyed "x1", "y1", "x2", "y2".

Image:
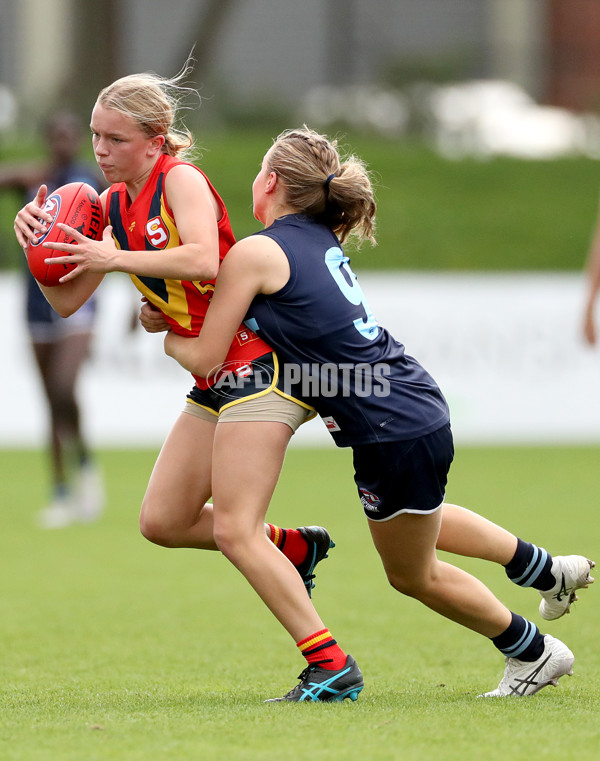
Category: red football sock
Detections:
[
  {"x1": 297, "y1": 629, "x2": 347, "y2": 670},
  {"x1": 267, "y1": 524, "x2": 308, "y2": 566}
]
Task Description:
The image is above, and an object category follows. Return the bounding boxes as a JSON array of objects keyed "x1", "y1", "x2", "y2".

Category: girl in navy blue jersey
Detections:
[{"x1": 163, "y1": 126, "x2": 594, "y2": 699}]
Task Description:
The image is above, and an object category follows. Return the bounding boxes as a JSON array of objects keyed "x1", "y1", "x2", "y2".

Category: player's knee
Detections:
[
  {"x1": 139, "y1": 515, "x2": 165, "y2": 546},
  {"x1": 139, "y1": 505, "x2": 173, "y2": 547},
  {"x1": 48, "y1": 388, "x2": 77, "y2": 422},
  {"x1": 213, "y1": 519, "x2": 250, "y2": 562},
  {"x1": 386, "y1": 572, "x2": 413, "y2": 596},
  {"x1": 385, "y1": 569, "x2": 429, "y2": 599},
  {"x1": 212, "y1": 524, "x2": 237, "y2": 559}
]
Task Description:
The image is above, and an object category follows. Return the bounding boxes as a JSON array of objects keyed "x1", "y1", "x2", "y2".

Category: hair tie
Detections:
[{"x1": 324, "y1": 173, "x2": 335, "y2": 191}]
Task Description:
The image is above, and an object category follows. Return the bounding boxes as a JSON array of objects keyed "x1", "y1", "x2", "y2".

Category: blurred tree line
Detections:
[
  {"x1": 68, "y1": 0, "x2": 238, "y2": 114},
  {"x1": 0, "y1": 1, "x2": 596, "y2": 273},
  {"x1": 1, "y1": 128, "x2": 596, "y2": 273}
]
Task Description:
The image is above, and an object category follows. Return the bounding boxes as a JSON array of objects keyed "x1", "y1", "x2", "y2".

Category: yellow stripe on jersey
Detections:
[
  {"x1": 130, "y1": 274, "x2": 191, "y2": 330},
  {"x1": 128, "y1": 196, "x2": 215, "y2": 332}
]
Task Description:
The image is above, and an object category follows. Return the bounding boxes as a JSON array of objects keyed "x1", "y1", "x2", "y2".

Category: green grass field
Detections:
[{"x1": 0, "y1": 445, "x2": 598, "y2": 760}]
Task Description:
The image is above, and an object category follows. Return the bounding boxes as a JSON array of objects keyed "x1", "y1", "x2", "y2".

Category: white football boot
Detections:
[
  {"x1": 538, "y1": 555, "x2": 595, "y2": 620},
  {"x1": 37, "y1": 493, "x2": 76, "y2": 529},
  {"x1": 73, "y1": 462, "x2": 105, "y2": 523},
  {"x1": 481, "y1": 635, "x2": 574, "y2": 697}
]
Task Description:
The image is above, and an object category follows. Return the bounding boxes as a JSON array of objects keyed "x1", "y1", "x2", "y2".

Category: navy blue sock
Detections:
[
  {"x1": 492, "y1": 613, "x2": 545, "y2": 662},
  {"x1": 54, "y1": 482, "x2": 70, "y2": 499},
  {"x1": 504, "y1": 538, "x2": 554, "y2": 592}
]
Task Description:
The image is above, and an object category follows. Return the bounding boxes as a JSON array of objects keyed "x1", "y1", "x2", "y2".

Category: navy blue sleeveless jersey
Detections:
[{"x1": 244, "y1": 214, "x2": 450, "y2": 447}]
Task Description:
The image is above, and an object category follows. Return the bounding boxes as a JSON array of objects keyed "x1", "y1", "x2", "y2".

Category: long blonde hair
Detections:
[
  {"x1": 96, "y1": 63, "x2": 199, "y2": 160},
  {"x1": 267, "y1": 126, "x2": 376, "y2": 245}
]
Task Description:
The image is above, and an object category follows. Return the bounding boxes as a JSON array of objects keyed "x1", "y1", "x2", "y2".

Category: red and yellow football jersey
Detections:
[{"x1": 105, "y1": 153, "x2": 271, "y2": 388}]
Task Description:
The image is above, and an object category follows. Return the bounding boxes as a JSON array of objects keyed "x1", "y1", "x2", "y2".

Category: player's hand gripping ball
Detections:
[{"x1": 26, "y1": 182, "x2": 103, "y2": 286}]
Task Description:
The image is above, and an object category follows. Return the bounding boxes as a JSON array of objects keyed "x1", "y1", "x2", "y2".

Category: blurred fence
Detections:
[{"x1": 1, "y1": 270, "x2": 599, "y2": 448}]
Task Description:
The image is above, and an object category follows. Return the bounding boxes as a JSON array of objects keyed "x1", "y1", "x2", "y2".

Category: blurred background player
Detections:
[
  {"x1": 0, "y1": 111, "x2": 105, "y2": 528},
  {"x1": 582, "y1": 197, "x2": 600, "y2": 346}
]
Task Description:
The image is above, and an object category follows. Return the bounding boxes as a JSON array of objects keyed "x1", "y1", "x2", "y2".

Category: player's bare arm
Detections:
[
  {"x1": 583, "y1": 205, "x2": 600, "y2": 345},
  {"x1": 164, "y1": 236, "x2": 289, "y2": 377},
  {"x1": 38, "y1": 271, "x2": 105, "y2": 318},
  {"x1": 46, "y1": 166, "x2": 220, "y2": 283},
  {"x1": 162, "y1": 164, "x2": 221, "y2": 280}
]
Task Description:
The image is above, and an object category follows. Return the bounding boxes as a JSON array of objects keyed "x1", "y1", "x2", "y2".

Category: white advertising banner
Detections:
[
  {"x1": 1, "y1": 271, "x2": 599, "y2": 447},
  {"x1": 357, "y1": 272, "x2": 600, "y2": 445}
]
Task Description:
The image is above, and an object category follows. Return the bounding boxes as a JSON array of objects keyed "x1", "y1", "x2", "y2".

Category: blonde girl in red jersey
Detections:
[{"x1": 14, "y1": 67, "x2": 361, "y2": 701}]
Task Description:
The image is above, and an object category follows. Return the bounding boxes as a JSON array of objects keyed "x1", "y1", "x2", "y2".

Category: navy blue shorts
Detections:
[
  {"x1": 352, "y1": 423, "x2": 454, "y2": 521},
  {"x1": 26, "y1": 274, "x2": 96, "y2": 342}
]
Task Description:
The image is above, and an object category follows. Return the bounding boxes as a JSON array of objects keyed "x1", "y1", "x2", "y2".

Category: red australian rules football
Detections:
[{"x1": 26, "y1": 181, "x2": 104, "y2": 286}]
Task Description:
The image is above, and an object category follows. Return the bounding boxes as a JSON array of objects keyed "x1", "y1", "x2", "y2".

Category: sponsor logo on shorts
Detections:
[
  {"x1": 359, "y1": 488, "x2": 382, "y2": 512},
  {"x1": 323, "y1": 416, "x2": 341, "y2": 432},
  {"x1": 209, "y1": 359, "x2": 275, "y2": 399}
]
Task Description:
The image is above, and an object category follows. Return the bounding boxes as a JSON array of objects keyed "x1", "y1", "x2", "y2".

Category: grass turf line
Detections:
[{"x1": 0, "y1": 446, "x2": 598, "y2": 761}]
